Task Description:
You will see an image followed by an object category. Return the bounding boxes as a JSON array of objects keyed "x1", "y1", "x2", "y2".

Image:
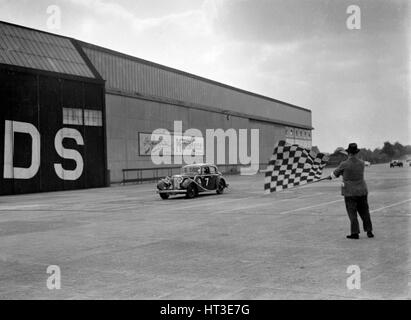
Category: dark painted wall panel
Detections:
[
  {"x1": 38, "y1": 75, "x2": 64, "y2": 192},
  {"x1": 60, "y1": 79, "x2": 86, "y2": 191},
  {"x1": 83, "y1": 82, "x2": 105, "y2": 188},
  {"x1": 0, "y1": 67, "x2": 106, "y2": 195}
]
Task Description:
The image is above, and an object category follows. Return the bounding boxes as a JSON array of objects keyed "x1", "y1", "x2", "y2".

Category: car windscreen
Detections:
[{"x1": 181, "y1": 166, "x2": 201, "y2": 174}]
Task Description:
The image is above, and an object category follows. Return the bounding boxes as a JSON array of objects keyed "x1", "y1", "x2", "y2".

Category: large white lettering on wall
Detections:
[
  {"x1": 3, "y1": 120, "x2": 41, "y2": 179},
  {"x1": 54, "y1": 128, "x2": 84, "y2": 181},
  {"x1": 3, "y1": 121, "x2": 84, "y2": 181}
]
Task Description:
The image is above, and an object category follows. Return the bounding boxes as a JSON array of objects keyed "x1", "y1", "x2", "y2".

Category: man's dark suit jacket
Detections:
[{"x1": 333, "y1": 156, "x2": 368, "y2": 197}]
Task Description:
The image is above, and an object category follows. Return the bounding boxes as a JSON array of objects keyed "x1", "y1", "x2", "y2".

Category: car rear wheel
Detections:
[
  {"x1": 216, "y1": 180, "x2": 225, "y2": 194},
  {"x1": 159, "y1": 193, "x2": 169, "y2": 200},
  {"x1": 186, "y1": 184, "x2": 197, "y2": 199}
]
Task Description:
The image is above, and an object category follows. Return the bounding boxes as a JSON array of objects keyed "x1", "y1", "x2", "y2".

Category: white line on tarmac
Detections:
[
  {"x1": 105, "y1": 191, "x2": 326, "y2": 213},
  {"x1": 278, "y1": 199, "x2": 344, "y2": 215},
  {"x1": 212, "y1": 192, "x2": 328, "y2": 215},
  {"x1": 212, "y1": 198, "x2": 294, "y2": 214},
  {"x1": 104, "y1": 195, "x2": 262, "y2": 213},
  {"x1": 0, "y1": 204, "x2": 43, "y2": 210},
  {"x1": 293, "y1": 192, "x2": 325, "y2": 199},
  {"x1": 371, "y1": 198, "x2": 411, "y2": 213},
  {"x1": 164, "y1": 196, "x2": 258, "y2": 212},
  {"x1": 274, "y1": 197, "x2": 411, "y2": 216}
]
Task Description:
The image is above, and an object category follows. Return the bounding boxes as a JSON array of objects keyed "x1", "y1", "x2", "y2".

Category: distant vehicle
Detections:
[
  {"x1": 364, "y1": 161, "x2": 371, "y2": 167},
  {"x1": 156, "y1": 163, "x2": 228, "y2": 199},
  {"x1": 390, "y1": 160, "x2": 403, "y2": 168}
]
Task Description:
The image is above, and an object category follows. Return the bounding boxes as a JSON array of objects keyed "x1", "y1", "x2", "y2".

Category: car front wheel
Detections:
[
  {"x1": 186, "y1": 184, "x2": 197, "y2": 199},
  {"x1": 159, "y1": 193, "x2": 169, "y2": 200},
  {"x1": 216, "y1": 180, "x2": 225, "y2": 194}
]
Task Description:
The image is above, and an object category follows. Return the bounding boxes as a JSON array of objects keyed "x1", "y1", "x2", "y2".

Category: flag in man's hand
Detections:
[{"x1": 264, "y1": 141, "x2": 329, "y2": 193}]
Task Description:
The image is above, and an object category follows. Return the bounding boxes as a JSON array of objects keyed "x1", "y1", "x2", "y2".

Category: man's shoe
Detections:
[
  {"x1": 367, "y1": 231, "x2": 374, "y2": 238},
  {"x1": 346, "y1": 234, "x2": 359, "y2": 239}
]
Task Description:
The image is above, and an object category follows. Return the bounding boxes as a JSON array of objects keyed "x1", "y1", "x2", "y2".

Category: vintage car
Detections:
[
  {"x1": 390, "y1": 160, "x2": 403, "y2": 168},
  {"x1": 156, "y1": 163, "x2": 228, "y2": 199}
]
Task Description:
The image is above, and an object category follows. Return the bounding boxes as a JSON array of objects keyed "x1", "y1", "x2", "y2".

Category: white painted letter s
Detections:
[{"x1": 54, "y1": 128, "x2": 84, "y2": 181}]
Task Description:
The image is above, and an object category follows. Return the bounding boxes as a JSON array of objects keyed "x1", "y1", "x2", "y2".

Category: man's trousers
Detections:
[{"x1": 344, "y1": 195, "x2": 373, "y2": 234}]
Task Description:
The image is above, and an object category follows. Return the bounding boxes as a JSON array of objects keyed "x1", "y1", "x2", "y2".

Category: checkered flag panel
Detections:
[{"x1": 264, "y1": 141, "x2": 329, "y2": 193}]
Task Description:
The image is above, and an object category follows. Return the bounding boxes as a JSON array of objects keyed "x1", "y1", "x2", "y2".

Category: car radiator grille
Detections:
[{"x1": 173, "y1": 178, "x2": 180, "y2": 189}]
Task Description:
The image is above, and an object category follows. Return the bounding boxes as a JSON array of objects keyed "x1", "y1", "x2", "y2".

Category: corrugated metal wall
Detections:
[
  {"x1": 82, "y1": 45, "x2": 312, "y2": 128},
  {"x1": 105, "y1": 94, "x2": 284, "y2": 183},
  {"x1": 0, "y1": 22, "x2": 95, "y2": 78}
]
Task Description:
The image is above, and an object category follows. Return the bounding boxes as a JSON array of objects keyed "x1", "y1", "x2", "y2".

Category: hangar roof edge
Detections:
[
  {"x1": 79, "y1": 40, "x2": 311, "y2": 114},
  {"x1": 0, "y1": 20, "x2": 311, "y2": 115},
  {"x1": 0, "y1": 20, "x2": 98, "y2": 79}
]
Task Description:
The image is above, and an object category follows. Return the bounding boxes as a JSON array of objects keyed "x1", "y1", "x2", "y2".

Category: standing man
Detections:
[{"x1": 327, "y1": 143, "x2": 374, "y2": 239}]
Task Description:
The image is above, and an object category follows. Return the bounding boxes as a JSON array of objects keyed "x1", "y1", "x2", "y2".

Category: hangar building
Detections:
[{"x1": 0, "y1": 21, "x2": 312, "y2": 195}]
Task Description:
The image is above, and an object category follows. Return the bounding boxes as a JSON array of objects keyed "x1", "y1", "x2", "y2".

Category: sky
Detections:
[{"x1": 0, "y1": 0, "x2": 409, "y2": 153}]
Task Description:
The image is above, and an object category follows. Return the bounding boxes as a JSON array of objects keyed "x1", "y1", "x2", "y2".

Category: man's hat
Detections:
[{"x1": 346, "y1": 143, "x2": 360, "y2": 154}]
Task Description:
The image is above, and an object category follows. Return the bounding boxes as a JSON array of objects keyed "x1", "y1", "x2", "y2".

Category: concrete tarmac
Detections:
[{"x1": 0, "y1": 163, "x2": 410, "y2": 299}]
